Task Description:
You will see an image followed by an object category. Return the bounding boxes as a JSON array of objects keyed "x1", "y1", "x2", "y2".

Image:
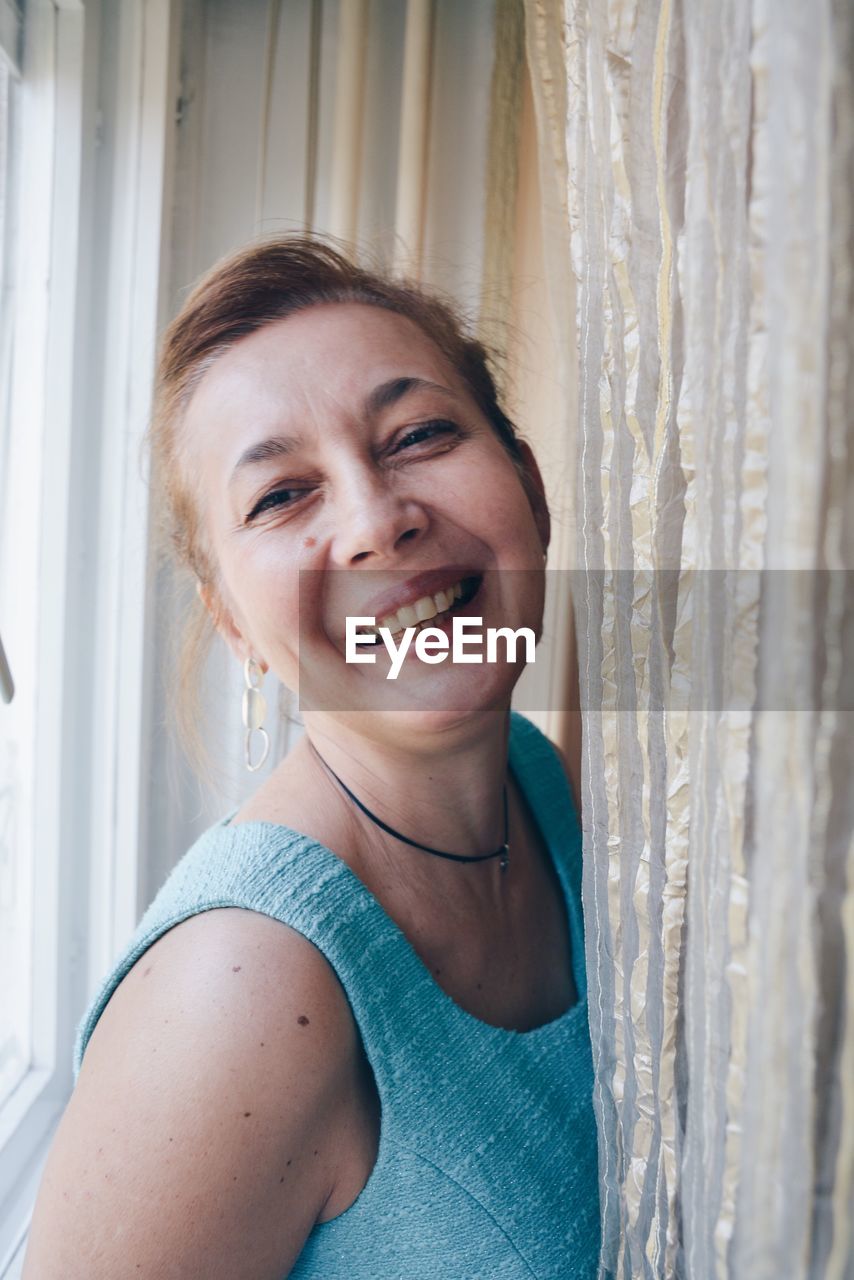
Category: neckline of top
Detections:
[{"x1": 220, "y1": 712, "x2": 588, "y2": 1041}]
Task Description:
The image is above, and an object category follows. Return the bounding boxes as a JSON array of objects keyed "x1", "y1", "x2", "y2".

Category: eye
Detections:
[
  {"x1": 393, "y1": 419, "x2": 460, "y2": 452},
  {"x1": 245, "y1": 486, "x2": 309, "y2": 522}
]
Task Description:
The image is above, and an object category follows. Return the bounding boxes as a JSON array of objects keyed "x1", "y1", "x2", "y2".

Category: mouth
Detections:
[{"x1": 360, "y1": 574, "x2": 483, "y2": 645}]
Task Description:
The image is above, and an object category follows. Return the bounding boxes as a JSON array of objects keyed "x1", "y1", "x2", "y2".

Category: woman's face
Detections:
[{"x1": 184, "y1": 302, "x2": 549, "y2": 730}]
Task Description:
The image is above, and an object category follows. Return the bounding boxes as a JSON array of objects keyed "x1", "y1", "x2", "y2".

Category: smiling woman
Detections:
[{"x1": 22, "y1": 237, "x2": 600, "y2": 1280}]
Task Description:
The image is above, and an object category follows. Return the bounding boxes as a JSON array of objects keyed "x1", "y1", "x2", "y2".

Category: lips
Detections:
[
  {"x1": 358, "y1": 565, "x2": 484, "y2": 629},
  {"x1": 367, "y1": 575, "x2": 482, "y2": 642}
]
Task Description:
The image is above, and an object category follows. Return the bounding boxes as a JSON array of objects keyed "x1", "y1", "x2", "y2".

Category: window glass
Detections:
[{"x1": 0, "y1": 54, "x2": 31, "y2": 1113}]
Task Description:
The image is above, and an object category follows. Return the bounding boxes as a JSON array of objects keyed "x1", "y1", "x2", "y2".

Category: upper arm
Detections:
[{"x1": 23, "y1": 909, "x2": 360, "y2": 1280}]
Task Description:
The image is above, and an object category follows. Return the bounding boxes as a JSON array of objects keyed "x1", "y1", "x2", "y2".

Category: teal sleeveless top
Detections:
[{"x1": 74, "y1": 710, "x2": 601, "y2": 1278}]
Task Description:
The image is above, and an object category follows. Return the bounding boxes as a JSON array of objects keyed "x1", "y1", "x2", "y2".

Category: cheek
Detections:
[
  {"x1": 447, "y1": 440, "x2": 523, "y2": 504},
  {"x1": 473, "y1": 458, "x2": 539, "y2": 538},
  {"x1": 220, "y1": 537, "x2": 301, "y2": 650}
]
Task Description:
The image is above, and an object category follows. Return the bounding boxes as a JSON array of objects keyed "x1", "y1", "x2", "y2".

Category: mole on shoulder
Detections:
[{"x1": 297, "y1": 1014, "x2": 310, "y2": 1026}]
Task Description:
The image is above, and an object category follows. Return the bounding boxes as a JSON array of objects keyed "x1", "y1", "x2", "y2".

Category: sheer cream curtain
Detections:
[{"x1": 525, "y1": 1, "x2": 854, "y2": 1276}]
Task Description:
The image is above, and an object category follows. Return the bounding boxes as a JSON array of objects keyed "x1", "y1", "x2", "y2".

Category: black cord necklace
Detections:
[{"x1": 309, "y1": 741, "x2": 510, "y2": 873}]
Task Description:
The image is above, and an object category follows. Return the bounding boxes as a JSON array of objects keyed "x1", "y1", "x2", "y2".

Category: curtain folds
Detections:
[{"x1": 524, "y1": 0, "x2": 854, "y2": 1275}]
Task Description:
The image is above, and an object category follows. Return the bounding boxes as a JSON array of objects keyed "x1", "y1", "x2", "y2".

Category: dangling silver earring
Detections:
[{"x1": 242, "y1": 656, "x2": 270, "y2": 772}]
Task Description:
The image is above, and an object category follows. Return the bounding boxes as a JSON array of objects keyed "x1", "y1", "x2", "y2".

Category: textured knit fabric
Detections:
[{"x1": 74, "y1": 710, "x2": 601, "y2": 1279}]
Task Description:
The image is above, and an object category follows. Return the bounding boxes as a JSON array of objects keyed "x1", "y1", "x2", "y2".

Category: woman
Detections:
[{"x1": 24, "y1": 238, "x2": 600, "y2": 1278}]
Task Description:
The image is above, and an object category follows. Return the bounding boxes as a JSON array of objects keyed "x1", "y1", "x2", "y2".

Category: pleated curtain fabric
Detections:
[{"x1": 524, "y1": 1, "x2": 854, "y2": 1276}]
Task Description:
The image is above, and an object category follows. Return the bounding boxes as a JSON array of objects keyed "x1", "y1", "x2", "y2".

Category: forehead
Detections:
[{"x1": 183, "y1": 302, "x2": 466, "y2": 432}]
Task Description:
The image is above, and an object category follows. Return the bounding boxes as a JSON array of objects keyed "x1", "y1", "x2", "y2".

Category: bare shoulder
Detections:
[{"x1": 24, "y1": 909, "x2": 361, "y2": 1279}]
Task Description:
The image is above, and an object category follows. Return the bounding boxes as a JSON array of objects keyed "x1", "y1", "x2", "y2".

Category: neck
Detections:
[{"x1": 300, "y1": 703, "x2": 512, "y2": 861}]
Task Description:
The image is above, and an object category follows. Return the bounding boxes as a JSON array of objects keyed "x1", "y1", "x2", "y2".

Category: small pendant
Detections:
[{"x1": 499, "y1": 845, "x2": 509, "y2": 873}]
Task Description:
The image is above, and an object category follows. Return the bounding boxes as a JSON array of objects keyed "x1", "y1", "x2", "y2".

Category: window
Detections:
[
  {"x1": 0, "y1": 39, "x2": 25, "y2": 1118},
  {"x1": 0, "y1": 2, "x2": 177, "y2": 1267},
  {"x1": 0, "y1": 1, "x2": 88, "y2": 1270}
]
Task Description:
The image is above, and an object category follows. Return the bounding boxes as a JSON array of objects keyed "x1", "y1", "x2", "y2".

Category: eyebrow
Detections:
[
  {"x1": 228, "y1": 376, "x2": 458, "y2": 487},
  {"x1": 363, "y1": 375, "x2": 456, "y2": 417},
  {"x1": 228, "y1": 432, "x2": 303, "y2": 488}
]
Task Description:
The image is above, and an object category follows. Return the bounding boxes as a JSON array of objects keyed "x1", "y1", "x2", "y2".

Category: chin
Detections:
[{"x1": 308, "y1": 660, "x2": 525, "y2": 740}]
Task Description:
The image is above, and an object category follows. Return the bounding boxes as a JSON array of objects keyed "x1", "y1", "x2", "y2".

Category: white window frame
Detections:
[
  {"x1": 86, "y1": 0, "x2": 179, "y2": 979},
  {"x1": 0, "y1": 2, "x2": 21, "y2": 74},
  {"x1": 0, "y1": 0, "x2": 178, "y2": 1270},
  {"x1": 0, "y1": 3, "x2": 87, "y2": 1267}
]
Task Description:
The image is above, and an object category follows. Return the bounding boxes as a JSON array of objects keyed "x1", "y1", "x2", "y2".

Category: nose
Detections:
[{"x1": 331, "y1": 469, "x2": 428, "y2": 565}]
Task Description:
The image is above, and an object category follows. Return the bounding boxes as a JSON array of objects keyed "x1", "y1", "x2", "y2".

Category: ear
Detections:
[
  {"x1": 196, "y1": 580, "x2": 268, "y2": 673},
  {"x1": 515, "y1": 440, "x2": 551, "y2": 557}
]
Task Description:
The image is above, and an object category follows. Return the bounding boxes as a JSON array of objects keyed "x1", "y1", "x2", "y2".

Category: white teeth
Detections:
[
  {"x1": 374, "y1": 577, "x2": 472, "y2": 638},
  {"x1": 414, "y1": 595, "x2": 436, "y2": 622}
]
